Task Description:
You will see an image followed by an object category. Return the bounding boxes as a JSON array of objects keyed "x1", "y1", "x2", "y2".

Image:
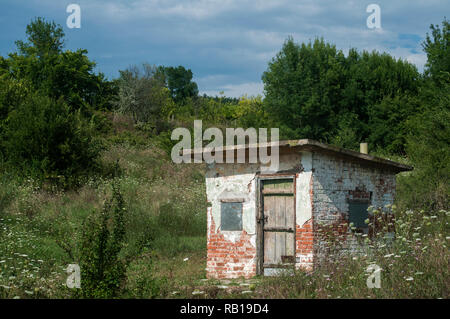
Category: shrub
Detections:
[
  {"x1": 124, "y1": 251, "x2": 168, "y2": 298},
  {"x1": 2, "y1": 92, "x2": 101, "y2": 186},
  {"x1": 77, "y1": 180, "x2": 127, "y2": 298},
  {"x1": 397, "y1": 84, "x2": 450, "y2": 211}
]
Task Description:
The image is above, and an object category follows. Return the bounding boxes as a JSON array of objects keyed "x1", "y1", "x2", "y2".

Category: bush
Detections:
[
  {"x1": 397, "y1": 83, "x2": 450, "y2": 211},
  {"x1": 2, "y1": 92, "x2": 101, "y2": 186},
  {"x1": 77, "y1": 180, "x2": 127, "y2": 298},
  {"x1": 124, "y1": 251, "x2": 168, "y2": 298}
]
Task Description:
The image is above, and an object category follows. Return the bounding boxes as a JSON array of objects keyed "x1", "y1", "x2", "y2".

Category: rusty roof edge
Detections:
[
  {"x1": 181, "y1": 139, "x2": 413, "y2": 172},
  {"x1": 297, "y1": 139, "x2": 413, "y2": 172},
  {"x1": 181, "y1": 140, "x2": 289, "y2": 155}
]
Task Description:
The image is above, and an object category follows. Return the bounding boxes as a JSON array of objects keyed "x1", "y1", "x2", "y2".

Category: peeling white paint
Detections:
[
  {"x1": 205, "y1": 147, "x2": 400, "y2": 278},
  {"x1": 296, "y1": 152, "x2": 312, "y2": 226},
  {"x1": 206, "y1": 155, "x2": 303, "y2": 238},
  {"x1": 295, "y1": 253, "x2": 314, "y2": 271},
  {"x1": 205, "y1": 154, "x2": 303, "y2": 248},
  {"x1": 220, "y1": 231, "x2": 243, "y2": 244},
  {"x1": 296, "y1": 253, "x2": 313, "y2": 263},
  {"x1": 312, "y1": 152, "x2": 396, "y2": 216},
  {"x1": 206, "y1": 165, "x2": 257, "y2": 237}
]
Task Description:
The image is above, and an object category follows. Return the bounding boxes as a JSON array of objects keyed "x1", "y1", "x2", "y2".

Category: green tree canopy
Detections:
[
  {"x1": 113, "y1": 63, "x2": 175, "y2": 126},
  {"x1": 158, "y1": 65, "x2": 199, "y2": 103},
  {"x1": 262, "y1": 37, "x2": 420, "y2": 152},
  {"x1": 5, "y1": 17, "x2": 113, "y2": 112},
  {"x1": 422, "y1": 18, "x2": 450, "y2": 86},
  {"x1": 15, "y1": 17, "x2": 65, "y2": 58}
]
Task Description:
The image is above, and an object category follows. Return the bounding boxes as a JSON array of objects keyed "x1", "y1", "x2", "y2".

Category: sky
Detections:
[{"x1": 0, "y1": 0, "x2": 448, "y2": 97}]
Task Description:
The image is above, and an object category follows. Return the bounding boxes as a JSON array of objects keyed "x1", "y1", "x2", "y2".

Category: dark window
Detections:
[
  {"x1": 348, "y1": 202, "x2": 369, "y2": 232},
  {"x1": 221, "y1": 202, "x2": 243, "y2": 231}
]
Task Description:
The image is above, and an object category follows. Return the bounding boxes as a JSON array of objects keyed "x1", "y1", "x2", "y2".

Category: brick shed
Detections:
[{"x1": 187, "y1": 139, "x2": 412, "y2": 279}]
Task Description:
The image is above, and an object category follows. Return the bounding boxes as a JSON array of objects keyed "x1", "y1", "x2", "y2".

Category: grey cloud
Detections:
[{"x1": 1, "y1": 0, "x2": 448, "y2": 96}]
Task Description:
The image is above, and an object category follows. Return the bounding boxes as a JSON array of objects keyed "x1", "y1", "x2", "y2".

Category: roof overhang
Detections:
[{"x1": 182, "y1": 139, "x2": 413, "y2": 173}]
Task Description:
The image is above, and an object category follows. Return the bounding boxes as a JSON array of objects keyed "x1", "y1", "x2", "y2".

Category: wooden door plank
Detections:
[
  {"x1": 285, "y1": 232, "x2": 295, "y2": 257},
  {"x1": 276, "y1": 196, "x2": 285, "y2": 263},
  {"x1": 263, "y1": 226, "x2": 294, "y2": 232},
  {"x1": 285, "y1": 196, "x2": 295, "y2": 226},
  {"x1": 261, "y1": 178, "x2": 295, "y2": 270},
  {"x1": 263, "y1": 195, "x2": 276, "y2": 228},
  {"x1": 264, "y1": 231, "x2": 275, "y2": 264}
]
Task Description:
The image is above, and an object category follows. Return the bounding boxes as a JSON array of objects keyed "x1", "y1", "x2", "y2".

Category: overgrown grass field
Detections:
[{"x1": 0, "y1": 119, "x2": 448, "y2": 299}]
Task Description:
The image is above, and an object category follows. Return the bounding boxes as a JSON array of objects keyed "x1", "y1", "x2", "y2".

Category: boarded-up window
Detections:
[
  {"x1": 348, "y1": 202, "x2": 369, "y2": 231},
  {"x1": 221, "y1": 201, "x2": 243, "y2": 231}
]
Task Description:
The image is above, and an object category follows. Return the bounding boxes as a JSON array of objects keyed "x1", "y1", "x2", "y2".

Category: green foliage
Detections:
[
  {"x1": 113, "y1": 64, "x2": 175, "y2": 126},
  {"x1": 153, "y1": 130, "x2": 178, "y2": 155},
  {"x1": 2, "y1": 92, "x2": 101, "y2": 185},
  {"x1": 159, "y1": 65, "x2": 199, "y2": 103},
  {"x1": 0, "y1": 76, "x2": 31, "y2": 129},
  {"x1": 422, "y1": 18, "x2": 450, "y2": 86},
  {"x1": 397, "y1": 83, "x2": 450, "y2": 211},
  {"x1": 15, "y1": 17, "x2": 65, "y2": 58},
  {"x1": 8, "y1": 17, "x2": 114, "y2": 113},
  {"x1": 77, "y1": 180, "x2": 127, "y2": 298},
  {"x1": 0, "y1": 15, "x2": 448, "y2": 300},
  {"x1": 0, "y1": 18, "x2": 116, "y2": 185},
  {"x1": 367, "y1": 94, "x2": 421, "y2": 154},
  {"x1": 124, "y1": 251, "x2": 168, "y2": 298},
  {"x1": 158, "y1": 202, "x2": 204, "y2": 237},
  {"x1": 396, "y1": 18, "x2": 449, "y2": 212},
  {"x1": 329, "y1": 112, "x2": 360, "y2": 150},
  {"x1": 263, "y1": 37, "x2": 346, "y2": 140},
  {"x1": 262, "y1": 37, "x2": 420, "y2": 151}
]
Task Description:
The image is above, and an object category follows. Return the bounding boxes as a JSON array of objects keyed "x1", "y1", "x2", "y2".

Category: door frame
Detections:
[{"x1": 256, "y1": 174, "x2": 297, "y2": 276}]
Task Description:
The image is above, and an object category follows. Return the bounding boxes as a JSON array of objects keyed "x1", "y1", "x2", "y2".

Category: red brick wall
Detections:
[
  {"x1": 311, "y1": 152, "x2": 397, "y2": 261},
  {"x1": 295, "y1": 218, "x2": 314, "y2": 271},
  {"x1": 206, "y1": 207, "x2": 257, "y2": 279}
]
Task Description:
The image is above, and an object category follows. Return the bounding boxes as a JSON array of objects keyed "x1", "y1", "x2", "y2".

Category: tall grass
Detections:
[
  {"x1": 0, "y1": 135, "x2": 207, "y2": 298},
  {"x1": 255, "y1": 206, "x2": 449, "y2": 299},
  {"x1": 0, "y1": 121, "x2": 448, "y2": 299}
]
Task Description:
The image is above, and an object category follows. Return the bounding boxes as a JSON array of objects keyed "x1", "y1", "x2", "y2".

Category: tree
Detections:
[
  {"x1": 2, "y1": 92, "x2": 101, "y2": 183},
  {"x1": 15, "y1": 17, "x2": 65, "y2": 58},
  {"x1": 397, "y1": 83, "x2": 450, "y2": 211},
  {"x1": 262, "y1": 38, "x2": 347, "y2": 140},
  {"x1": 113, "y1": 64, "x2": 175, "y2": 125},
  {"x1": 367, "y1": 94, "x2": 420, "y2": 154},
  {"x1": 0, "y1": 18, "x2": 108, "y2": 184},
  {"x1": 340, "y1": 50, "x2": 419, "y2": 151},
  {"x1": 158, "y1": 65, "x2": 198, "y2": 103},
  {"x1": 262, "y1": 37, "x2": 420, "y2": 152},
  {"x1": 396, "y1": 18, "x2": 450, "y2": 211},
  {"x1": 422, "y1": 18, "x2": 450, "y2": 86},
  {"x1": 7, "y1": 18, "x2": 113, "y2": 112}
]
